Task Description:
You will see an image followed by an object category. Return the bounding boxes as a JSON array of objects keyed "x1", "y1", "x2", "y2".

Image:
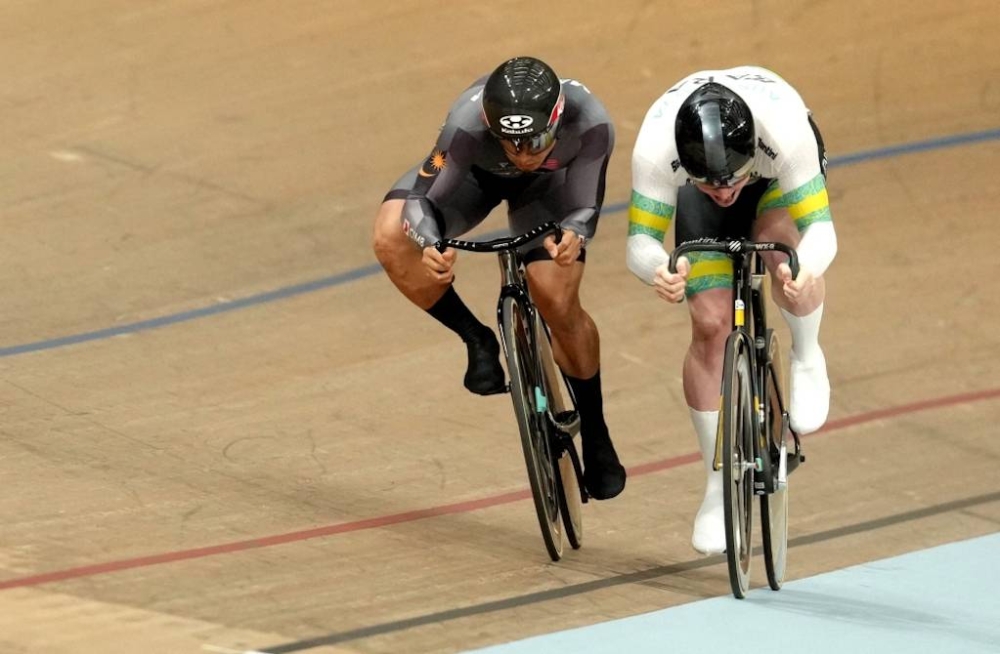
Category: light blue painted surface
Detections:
[{"x1": 466, "y1": 533, "x2": 1000, "y2": 654}]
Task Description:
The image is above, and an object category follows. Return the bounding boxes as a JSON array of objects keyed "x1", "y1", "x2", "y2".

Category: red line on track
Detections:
[{"x1": 2, "y1": 388, "x2": 997, "y2": 591}]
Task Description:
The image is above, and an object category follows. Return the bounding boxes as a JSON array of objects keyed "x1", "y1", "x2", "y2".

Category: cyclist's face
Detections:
[
  {"x1": 499, "y1": 139, "x2": 557, "y2": 171},
  {"x1": 695, "y1": 175, "x2": 752, "y2": 207}
]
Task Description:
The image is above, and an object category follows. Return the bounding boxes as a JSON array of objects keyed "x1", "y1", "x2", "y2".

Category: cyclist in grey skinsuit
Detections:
[
  {"x1": 387, "y1": 77, "x2": 613, "y2": 253},
  {"x1": 373, "y1": 56, "x2": 625, "y2": 500}
]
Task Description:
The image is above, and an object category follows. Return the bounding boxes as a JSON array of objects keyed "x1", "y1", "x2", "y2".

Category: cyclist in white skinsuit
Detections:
[{"x1": 626, "y1": 66, "x2": 837, "y2": 554}]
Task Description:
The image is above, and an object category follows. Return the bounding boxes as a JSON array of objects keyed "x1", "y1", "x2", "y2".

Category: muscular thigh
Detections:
[
  {"x1": 674, "y1": 179, "x2": 772, "y2": 298},
  {"x1": 525, "y1": 258, "x2": 585, "y2": 322},
  {"x1": 687, "y1": 287, "x2": 734, "y2": 340}
]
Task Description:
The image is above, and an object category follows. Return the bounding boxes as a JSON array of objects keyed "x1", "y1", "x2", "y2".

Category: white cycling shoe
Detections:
[
  {"x1": 692, "y1": 473, "x2": 726, "y2": 555},
  {"x1": 789, "y1": 350, "x2": 830, "y2": 435}
]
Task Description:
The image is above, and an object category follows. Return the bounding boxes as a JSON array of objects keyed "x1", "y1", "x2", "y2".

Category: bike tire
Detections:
[
  {"x1": 533, "y1": 313, "x2": 584, "y2": 550},
  {"x1": 721, "y1": 331, "x2": 755, "y2": 599},
  {"x1": 760, "y1": 487, "x2": 788, "y2": 590},
  {"x1": 501, "y1": 296, "x2": 564, "y2": 561},
  {"x1": 557, "y1": 449, "x2": 583, "y2": 549},
  {"x1": 761, "y1": 330, "x2": 789, "y2": 590}
]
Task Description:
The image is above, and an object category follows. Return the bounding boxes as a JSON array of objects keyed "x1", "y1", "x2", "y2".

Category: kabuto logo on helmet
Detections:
[{"x1": 499, "y1": 115, "x2": 535, "y2": 135}]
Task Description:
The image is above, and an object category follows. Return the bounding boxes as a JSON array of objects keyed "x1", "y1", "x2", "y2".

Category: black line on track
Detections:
[{"x1": 257, "y1": 490, "x2": 1000, "y2": 653}]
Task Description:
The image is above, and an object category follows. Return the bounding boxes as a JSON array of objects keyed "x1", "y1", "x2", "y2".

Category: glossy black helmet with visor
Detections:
[
  {"x1": 482, "y1": 57, "x2": 565, "y2": 154},
  {"x1": 674, "y1": 82, "x2": 756, "y2": 186}
]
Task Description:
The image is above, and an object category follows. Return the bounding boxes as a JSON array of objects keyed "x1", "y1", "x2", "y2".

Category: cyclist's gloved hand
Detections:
[
  {"x1": 422, "y1": 245, "x2": 456, "y2": 284},
  {"x1": 654, "y1": 256, "x2": 689, "y2": 303},
  {"x1": 544, "y1": 229, "x2": 584, "y2": 267},
  {"x1": 776, "y1": 262, "x2": 817, "y2": 302}
]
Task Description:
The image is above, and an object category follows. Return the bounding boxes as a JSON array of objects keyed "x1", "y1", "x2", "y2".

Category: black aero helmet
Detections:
[
  {"x1": 482, "y1": 56, "x2": 565, "y2": 153},
  {"x1": 674, "y1": 82, "x2": 756, "y2": 185}
]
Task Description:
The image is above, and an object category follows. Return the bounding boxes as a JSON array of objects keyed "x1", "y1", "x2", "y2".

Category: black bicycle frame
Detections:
[
  {"x1": 437, "y1": 222, "x2": 585, "y2": 487},
  {"x1": 669, "y1": 239, "x2": 800, "y2": 491}
]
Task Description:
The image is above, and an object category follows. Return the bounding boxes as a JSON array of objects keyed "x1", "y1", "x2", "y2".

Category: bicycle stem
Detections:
[{"x1": 497, "y1": 250, "x2": 520, "y2": 289}]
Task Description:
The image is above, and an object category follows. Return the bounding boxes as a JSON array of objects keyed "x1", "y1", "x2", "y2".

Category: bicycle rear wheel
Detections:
[
  {"x1": 761, "y1": 487, "x2": 788, "y2": 590},
  {"x1": 761, "y1": 330, "x2": 789, "y2": 590},
  {"x1": 720, "y1": 331, "x2": 755, "y2": 599},
  {"x1": 556, "y1": 449, "x2": 583, "y2": 549},
  {"x1": 534, "y1": 313, "x2": 584, "y2": 550},
  {"x1": 501, "y1": 296, "x2": 563, "y2": 561}
]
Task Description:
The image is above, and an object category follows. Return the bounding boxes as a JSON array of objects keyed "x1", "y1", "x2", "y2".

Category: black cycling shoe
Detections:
[
  {"x1": 463, "y1": 331, "x2": 506, "y2": 396},
  {"x1": 582, "y1": 435, "x2": 627, "y2": 500}
]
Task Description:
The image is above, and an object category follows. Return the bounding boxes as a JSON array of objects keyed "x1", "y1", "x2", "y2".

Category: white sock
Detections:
[
  {"x1": 689, "y1": 408, "x2": 725, "y2": 554},
  {"x1": 781, "y1": 304, "x2": 831, "y2": 433},
  {"x1": 780, "y1": 303, "x2": 824, "y2": 363},
  {"x1": 689, "y1": 408, "x2": 719, "y2": 471}
]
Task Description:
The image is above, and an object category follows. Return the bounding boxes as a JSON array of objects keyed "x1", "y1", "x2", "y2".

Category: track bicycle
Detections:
[
  {"x1": 669, "y1": 238, "x2": 806, "y2": 598},
  {"x1": 437, "y1": 222, "x2": 588, "y2": 561}
]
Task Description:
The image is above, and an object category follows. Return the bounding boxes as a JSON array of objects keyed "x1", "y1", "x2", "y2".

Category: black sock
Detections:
[
  {"x1": 566, "y1": 370, "x2": 609, "y2": 439},
  {"x1": 426, "y1": 285, "x2": 490, "y2": 343}
]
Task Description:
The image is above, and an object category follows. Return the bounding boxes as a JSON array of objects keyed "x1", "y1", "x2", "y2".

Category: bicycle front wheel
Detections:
[
  {"x1": 721, "y1": 331, "x2": 755, "y2": 599},
  {"x1": 761, "y1": 330, "x2": 789, "y2": 590},
  {"x1": 501, "y1": 296, "x2": 563, "y2": 561}
]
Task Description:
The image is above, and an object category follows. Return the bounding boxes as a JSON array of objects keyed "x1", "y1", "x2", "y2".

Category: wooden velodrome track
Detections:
[{"x1": 1, "y1": 2, "x2": 998, "y2": 653}]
